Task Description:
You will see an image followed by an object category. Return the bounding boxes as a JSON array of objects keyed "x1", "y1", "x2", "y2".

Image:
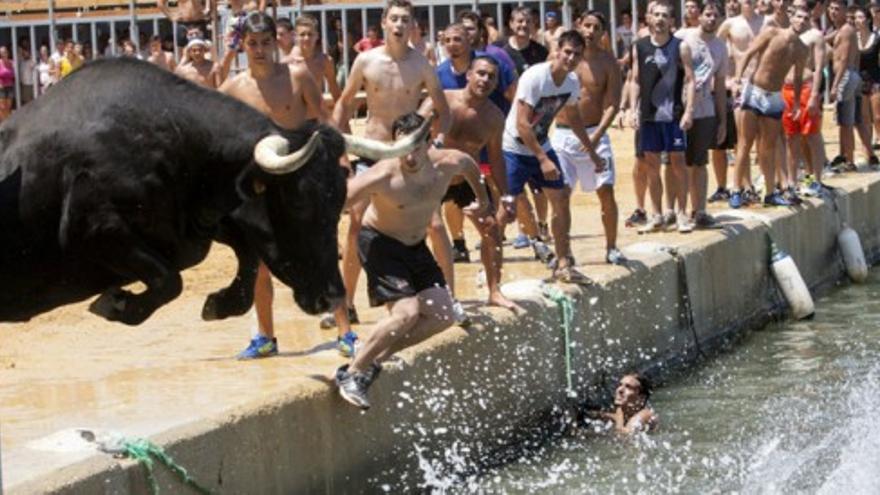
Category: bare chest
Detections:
[{"x1": 363, "y1": 59, "x2": 424, "y2": 105}]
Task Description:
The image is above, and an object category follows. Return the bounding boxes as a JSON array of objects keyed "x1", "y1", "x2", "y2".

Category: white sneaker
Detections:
[
  {"x1": 452, "y1": 300, "x2": 471, "y2": 327},
  {"x1": 677, "y1": 212, "x2": 694, "y2": 233}
]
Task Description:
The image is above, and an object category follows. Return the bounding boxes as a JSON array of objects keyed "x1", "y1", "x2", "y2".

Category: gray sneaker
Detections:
[
  {"x1": 336, "y1": 365, "x2": 371, "y2": 410},
  {"x1": 606, "y1": 248, "x2": 627, "y2": 265},
  {"x1": 532, "y1": 239, "x2": 556, "y2": 266}
]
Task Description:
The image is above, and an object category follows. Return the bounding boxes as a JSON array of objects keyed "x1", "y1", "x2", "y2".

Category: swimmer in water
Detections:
[{"x1": 585, "y1": 372, "x2": 659, "y2": 434}]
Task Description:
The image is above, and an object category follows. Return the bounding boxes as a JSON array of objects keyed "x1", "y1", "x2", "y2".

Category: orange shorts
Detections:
[{"x1": 782, "y1": 83, "x2": 821, "y2": 136}]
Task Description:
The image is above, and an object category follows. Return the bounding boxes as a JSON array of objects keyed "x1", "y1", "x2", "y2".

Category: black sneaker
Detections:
[
  {"x1": 784, "y1": 187, "x2": 803, "y2": 205},
  {"x1": 362, "y1": 362, "x2": 382, "y2": 387},
  {"x1": 830, "y1": 155, "x2": 847, "y2": 167},
  {"x1": 870, "y1": 156, "x2": 880, "y2": 171},
  {"x1": 844, "y1": 162, "x2": 858, "y2": 172},
  {"x1": 336, "y1": 365, "x2": 371, "y2": 410},
  {"x1": 625, "y1": 209, "x2": 647, "y2": 227},
  {"x1": 452, "y1": 240, "x2": 470, "y2": 263},
  {"x1": 319, "y1": 306, "x2": 359, "y2": 329},
  {"x1": 708, "y1": 187, "x2": 730, "y2": 203}
]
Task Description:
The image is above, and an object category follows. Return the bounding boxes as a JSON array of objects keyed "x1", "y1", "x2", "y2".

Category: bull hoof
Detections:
[
  {"x1": 89, "y1": 288, "x2": 150, "y2": 325},
  {"x1": 201, "y1": 289, "x2": 252, "y2": 321}
]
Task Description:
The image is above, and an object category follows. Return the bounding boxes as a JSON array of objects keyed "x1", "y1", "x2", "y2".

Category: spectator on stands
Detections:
[
  {"x1": 36, "y1": 45, "x2": 54, "y2": 95},
  {"x1": 409, "y1": 17, "x2": 436, "y2": 65},
  {"x1": 354, "y1": 25, "x2": 383, "y2": 53},
  {"x1": 276, "y1": 17, "x2": 295, "y2": 59},
  {"x1": 494, "y1": 6, "x2": 548, "y2": 75},
  {"x1": 17, "y1": 39, "x2": 35, "y2": 105},
  {"x1": 50, "y1": 41, "x2": 65, "y2": 80},
  {"x1": 175, "y1": 38, "x2": 222, "y2": 88},
  {"x1": 121, "y1": 39, "x2": 141, "y2": 59},
  {"x1": 59, "y1": 41, "x2": 84, "y2": 79},
  {"x1": 485, "y1": 15, "x2": 501, "y2": 44},
  {"x1": 0, "y1": 46, "x2": 14, "y2": 121},
  {"x1": 82, "y1": 42, "x2": 94, "y2": 61},
  {"x1": 147, "y1": 35, "x2": 176, "y2": 71}
]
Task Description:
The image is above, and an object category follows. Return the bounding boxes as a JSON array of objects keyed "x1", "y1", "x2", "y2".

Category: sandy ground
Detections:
[{"x1": 0, "y1": 112, "x2": 868, "y2": 488}]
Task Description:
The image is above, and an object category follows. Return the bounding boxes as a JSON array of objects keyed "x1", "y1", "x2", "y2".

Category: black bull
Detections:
[{"x1": 0, "y1": 58, "x2": 356, "y2": 325}]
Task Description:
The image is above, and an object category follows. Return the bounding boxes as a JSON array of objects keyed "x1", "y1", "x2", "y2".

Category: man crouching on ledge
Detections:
[
  {"x1": 336, "y1": 112, "x2": 491, "y2": 410},
  {"x1": 584, "y1": 372, "x2": 659, "y2": 434}
]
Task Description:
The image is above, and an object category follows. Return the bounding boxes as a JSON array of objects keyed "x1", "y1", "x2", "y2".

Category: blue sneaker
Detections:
[
  {"x1": 512, "y1": 234, "x2": 530, "y2": 249},
  {"x1": 338, "y1": 331, "x2": 359, "y2": 357},
  {"x1": 764, "y1": 192, "x2": 791, "y2": 207},
  {"x1": 237, "y1": 335, "x2": 278, "y2": 359},
  {"x1": 729, "y1": 191, "x2": 743, "y2": 209}
]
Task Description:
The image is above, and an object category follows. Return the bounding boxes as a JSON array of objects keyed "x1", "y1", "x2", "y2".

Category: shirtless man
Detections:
[
  {"x1": 762, "y1": 0, "x2": 790, "y2": 28},
  {"x1": 147, "y1": 35, "x2": 176, "y2": 72},
  {"x1": 420, "y1": 56, "x2": 521, "y2": 312},
  {"x1": 409, "y1": 18, "x2": 437, "y2": 66},
  {"x1": 328, "y1": 0, "x2": 451, "y2": 340},
  {"x1": 218, "y1": 13, "x2": 328, "y2": 359},
  {"x1": 335, "y1": 113, "x2": 489, "y2": 410},
  {"x1": 717, "y1": 0, "x2": 764, "y2": 206},
  {"x1": 732, "y1": 2, "x2": 808, "y2": 208},
  {"x1": 586, "y1": 372, "x2": 659, "y2": 434},
  {"x1": 275, "y1": 17, "x2": 295, "y2": 59},
  {"x1": 280, "y1": 15, "x2": 342, "y2": 104},
  {"x1": 783, "y1": 0, "x2": 828, "y2": 195},
  {"x1": 684, "y1": 0, "x2": 701, "y2": 28},
  {"x1": 174, "y1": 38, "x2": 222, "y2": 88},
  {"x1": 828, "y1": 0, "x2": 861, "y2": 171},
  {"x1": 551, "y1": 11, "x2": 626, "y2": 265},
  {"x1": 542, "y1": 11, "x2": 565, "y2": 52}
]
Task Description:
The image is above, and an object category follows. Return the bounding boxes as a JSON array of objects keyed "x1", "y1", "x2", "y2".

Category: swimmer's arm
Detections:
[
  {"x1": 345, "y1": 164, "x2": 389, "y2": 207},
  {"x1": 680, "y1": 42, "x2": 696, "y2": 130},
  {"x1": 515, "y1": 100, "x2": 548, "y2": 159},
  {"x1": 793, "y1": 52, "x2": 805, "y2": 114},
  {"x1": 713, "y1": 55, "x2": 727, "y2": 136},
  {"x1": 621, "y1": 409, "x2": 659, "y2": 434},
  {"x1": 417, "y1": 96, "x2": 444, "y2": 137},
  {"x1": 810, "y1": 39, "x2": 825, "y2": 107},
  {"x1": 323, "y1": 55, "x2": 342, "y2": 101},
  {"x1": 594, "y1": 59, "x2": 622, "y2": 142},
  {"x1": 424, "y1": 65, "x2": 452, "y2": 144},
  {"x1": 332, "y1": 54, "x2": 367, "y2": 133},
  {"x1": 628, "y1": 44, "x2": 640, "y2": 127},
  {"x1": 505, "y1": 79, "x2": 518, "y2": 103},
  {"x1": 295, "y1": 64, "x2": 328, "y2": 123},
  {"x1": 257, "y1": 0, "x2": 267, "y2": 12}
]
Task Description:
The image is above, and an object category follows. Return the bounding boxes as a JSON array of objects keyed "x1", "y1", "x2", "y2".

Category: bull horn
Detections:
[
  {"x1": 342, "y1": 114, "x2": 434, "y2": 161},
  {"x1": 254, "y1": 131, "x2": 321, "y2": 175}
]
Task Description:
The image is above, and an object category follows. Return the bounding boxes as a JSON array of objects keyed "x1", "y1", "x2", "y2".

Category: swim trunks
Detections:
[
  {"x1": 442, "y1": 182, "x2": 477, "y2": 208},
  {"x1": 740, "y1": 82, "x2": 784, "y2": 120},
  {"x1": 551, "y1": 124, "x2": 615, "y2": 192},
  {"x1": 836, "y1": 68, "x2": 862, "y2": 126},
  {"x1": 504, "y1": 149, "x2": 566, "y2": 196},
  {"x1": 685, "y1": 116, "x2": 717, "y2": 166},
  {"x1": 782, "y1": 82, "x2": 821, "y2": 136},
  {"x1": 357, "y1": 226, "x2": 447, "y2": 307},
  {"x1": 638, "y1": 121, "x2": 686, "y2": 154}
]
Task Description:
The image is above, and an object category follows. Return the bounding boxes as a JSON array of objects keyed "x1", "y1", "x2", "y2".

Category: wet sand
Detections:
[{"x1": 0, "y1": 114, "x2": 869, "y2": 488}]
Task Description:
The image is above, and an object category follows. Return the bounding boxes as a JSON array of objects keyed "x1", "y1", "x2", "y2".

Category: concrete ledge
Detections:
[{"x1": 11, "y1": 175, "x2": 880, "y2": 494}]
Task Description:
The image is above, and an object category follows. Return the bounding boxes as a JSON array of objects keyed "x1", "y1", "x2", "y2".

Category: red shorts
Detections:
[
  {"x1": 479, "y1": 163, "x2": 492, "y2": 177},
  {"x1": 782, "y1": 83, "x2": 821, "y2": 136}
]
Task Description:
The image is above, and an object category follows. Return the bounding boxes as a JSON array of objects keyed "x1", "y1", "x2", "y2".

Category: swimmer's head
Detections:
[
  {"x1": 615, "y1": 372, "x2": 652, "y2": 409},
  {"x1": 466, "y1": 55, "x2": 499, "y2": 98},
  {"x1": 383, "y1": 0, "x2": 413, "y2": 41},
  {"x1": 242, "y1": 13, "x2": 277, "y2": 65},
  {"x1": 509, "y1": 6, "x2": 532, "y2": 39},
  {"x1": 294, "y1": 14, "x2": 320, "y2": 51},
  {"x1": 186, "y1": 38, "x2": 208, "y2": 61},
  {"x1": 649, "y1": 0, "x2": 674, "y2": 33},
  {"x1": 391, "y1": 112, "x2": 429, "y2": 169},
  {"x1": 458, "y1": 10, "x2": 488, "y2": 47}
]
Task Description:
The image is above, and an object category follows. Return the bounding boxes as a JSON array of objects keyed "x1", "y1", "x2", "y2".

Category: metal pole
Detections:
[
  {"x1": 91, "y1": 22, "x2": 97, "y2": 59},
  {"x1": 153, "y1": 18, "x2": 159, "y2": 37},
  {"x1": 822, "y1": 13, "x2": 830, "y2": 103},
  {"x1": 428, "y1": 4, "x2": 436, "y2": 45},
  {"x1": 361, "y1": 8, "x2": 368, "y2": 43},
  {"x1": 12, "y1": 27, "x2": 22, "y2": 110},
  {"x1": 562, "y1": 0, "x2": 571, "y2": 28},
  {"x1": 129, "y1": 0, "x2": 139, "y2": 52},
  {"x1": 49, "y1": 0, "x2": 57, "y2": 54},
  {"x1": 589, "y1": 0, "x2": 594, "y2": 9},
  {"x1": 681, "y1": 0, "x2": 686, "y2": 27},
  {"x1": 539, "y1": 0, "x2": 546, "y2": 35},
  {"x1": 449, "y1": 4, "x2": 455, "y2": 26},
  {"x1": 296, "y1": 0, "x2": 303, "y2": 17},
  {"x1": 72, "y1": 23, "x2": 79, "y2": 43},
  {"x1": 321, "y1": 10, "x2": 329, "y2": 54},
  {"x1": 341, "y1": 8, "x2": 350, "y2": 78},
  {"x1": 610, "y1": 0, "x2": 618, "y2": 57},
  {"x1": 29, "y1": 24, "x2": 37, "y2": 61},
  {"x1": 111, "y1": 20, "x2": 117, "y2": 56},
  {"x1": 172, "y1": 20, "x2": 179, "y2": 62},
  {"x1": 632, "y1": 0, "x2": 637, "y2": 35},
  {"x1": 496, "y1": 3, "x2": 503, "y2": 40}
]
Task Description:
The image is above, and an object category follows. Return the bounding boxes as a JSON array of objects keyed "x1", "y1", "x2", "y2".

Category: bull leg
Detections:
[
  {"x1": 202, "y1": 220, "x2": 259, "y2": 320},
  {"x1": 87, "y1": 244, "x2": 183, "y2": 325}
]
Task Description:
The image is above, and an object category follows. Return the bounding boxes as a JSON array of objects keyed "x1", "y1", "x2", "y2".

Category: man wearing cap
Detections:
[
  {"x1": 542, "y1": 11, "x2": 565, "y2": 53},
  {"x1": 174, "y1": 38, "x2": 222, "y2": 88}
]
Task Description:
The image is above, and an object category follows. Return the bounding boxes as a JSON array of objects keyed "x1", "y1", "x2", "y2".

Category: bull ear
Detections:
[{"x1": 235, "y1": 167, "x2": 265, "y2": 200}]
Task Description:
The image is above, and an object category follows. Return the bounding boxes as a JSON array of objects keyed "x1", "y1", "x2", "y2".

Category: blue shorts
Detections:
[
  {"x1": 639, "y1": 121, "x2": 686, "y2": 154},
  {"x1": 504, "y1": 149, "x2": 566, "y2": 196}
]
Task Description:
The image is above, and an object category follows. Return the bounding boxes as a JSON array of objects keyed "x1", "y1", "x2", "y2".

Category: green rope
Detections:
[
  {"x1": 120, "y1": 438, "x2": 214, "y2": 495},
  {"x1": 542, "y1": 284, "x2": 577, "y2": 399}
]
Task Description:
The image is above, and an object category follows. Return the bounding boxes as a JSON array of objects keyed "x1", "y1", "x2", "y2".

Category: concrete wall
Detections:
[{"x1": 13, "y1": 178, "x2": 880, "y2": 494}]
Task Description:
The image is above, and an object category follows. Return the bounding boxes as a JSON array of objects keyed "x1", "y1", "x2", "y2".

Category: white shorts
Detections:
[{"x1": 550, "y1": 126, "x2": 615, "y2": 192}]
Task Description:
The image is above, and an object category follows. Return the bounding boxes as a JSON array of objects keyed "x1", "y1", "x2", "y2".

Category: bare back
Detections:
[
  {"x1": 556, "y1": 49, "x2": 620, "y2": 127},
  {"x1": 752, "y1": 28, "x2": 807, "y2": 91},
  {"x1": 349, "y1": 47, "x2": 436, "y2": 140},
  {"x1": 363, "y1": 149, "x2": 469, "y2": 244},
  {"x1": 175, "y1": 60, "x2": 219, "y2": 88},
  {"x1": 219, "y1": 62, "x2": 324, "y2": 129}
]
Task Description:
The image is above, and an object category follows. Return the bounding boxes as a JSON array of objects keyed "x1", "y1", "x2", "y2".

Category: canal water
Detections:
[{"x1": 464, "y1": 271, "x2": 880, "y2": 493}]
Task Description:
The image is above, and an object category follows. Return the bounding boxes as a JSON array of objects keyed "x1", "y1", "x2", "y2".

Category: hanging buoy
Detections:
[
  {"x1": 837, "y1": 225, "x2": 868, "y2": 283},
  {"x1": 770, "y1": 241, "x2": 815, "y2": 320}
]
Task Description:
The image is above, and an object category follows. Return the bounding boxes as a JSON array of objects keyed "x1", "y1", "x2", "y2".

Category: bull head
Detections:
[{"x1": 252, "y1": 115, "x2": 433, "y2": 174}]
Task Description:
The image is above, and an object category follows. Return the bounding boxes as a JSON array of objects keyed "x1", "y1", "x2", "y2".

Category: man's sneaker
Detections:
[
  {"x1": 662, "y1": 211, "x2": 677, "y2": 230},
  {"x1": 638, "y1": 214, "x2": 664, "y2": 234},
  {"x1": 677, "y1": 212, "x2": 694, "y2": 233},
  {"x1": 512, "y1": 233, "x2": 530, "y2": 249},
  {"x1": 693, "y1": 211, "x2": 718, "y2": 229},
  {"x1": 362, "y1": 362, "x2": 382, "y2": 387},
  {"x1": 532, "y1": 239, "x2": 555, "y2": 266},
  {"x1": 729, "y1": 190, "x2": 743, "y2": 209},
  {"x1": 237, "y1": 335, "x2": 278, "y2": 360},
  {"x1": 708, "y1": 187, "x2": 730, "y2": 203},
  {"x1": 337, "y1": 331, "x2": 359, "y2": 357},
  {"x1": 606, "y1": 248, "x2": 627, "y2": 265},
  {"x1": 764, "y1": 191, "x2": 792, "y2": 207},
  {"x1": 870, "y1": 156, "x2": 880, "y2": 170},
  {"x1": 452, "y1": 241, "x2": 470, "y2": 263},
  {"x1": 830, "y1": 155, "x2": 846, "y2": 167},
  {"x1": 336, "y1": 365, "x2": 371, "y2": 410},
  {"x1": 783, "y1": 187, "x2": 803, "y2": 205},
  {"x1": 743, "y1": 187, "x2": 761, "y2": 205},
  {"x1": 844, "y1": 162, "x2": 858, "y2": 172},
  {"x1": 452, "y1": 300, "x2": 471, "y2": 327},
  {"x1": 625, "y1": 208, "x2": 647, "y2": 227},
  {"x1": 803, "y1": 180, "x2": 822, "y2": 197},
  {"x1": 319, "y1": 306, "x2": 360, "y2": 329}
]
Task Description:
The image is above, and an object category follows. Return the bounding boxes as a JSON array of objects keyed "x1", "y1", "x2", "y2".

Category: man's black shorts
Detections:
[
  {"x1": 357, "y1": 226, "x2": 447, "y2": 307},
  {"x1": 442, "y1": 182, "x2": 476, "y2": 208}
]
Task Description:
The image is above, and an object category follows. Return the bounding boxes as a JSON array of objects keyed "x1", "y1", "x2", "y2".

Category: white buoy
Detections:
[
  {"x1": 770, "y1": 242, "x2": 815, "y2": 320},
  {"x1": 838, "y1": 225, "x2": 868, "y2": 283}
]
